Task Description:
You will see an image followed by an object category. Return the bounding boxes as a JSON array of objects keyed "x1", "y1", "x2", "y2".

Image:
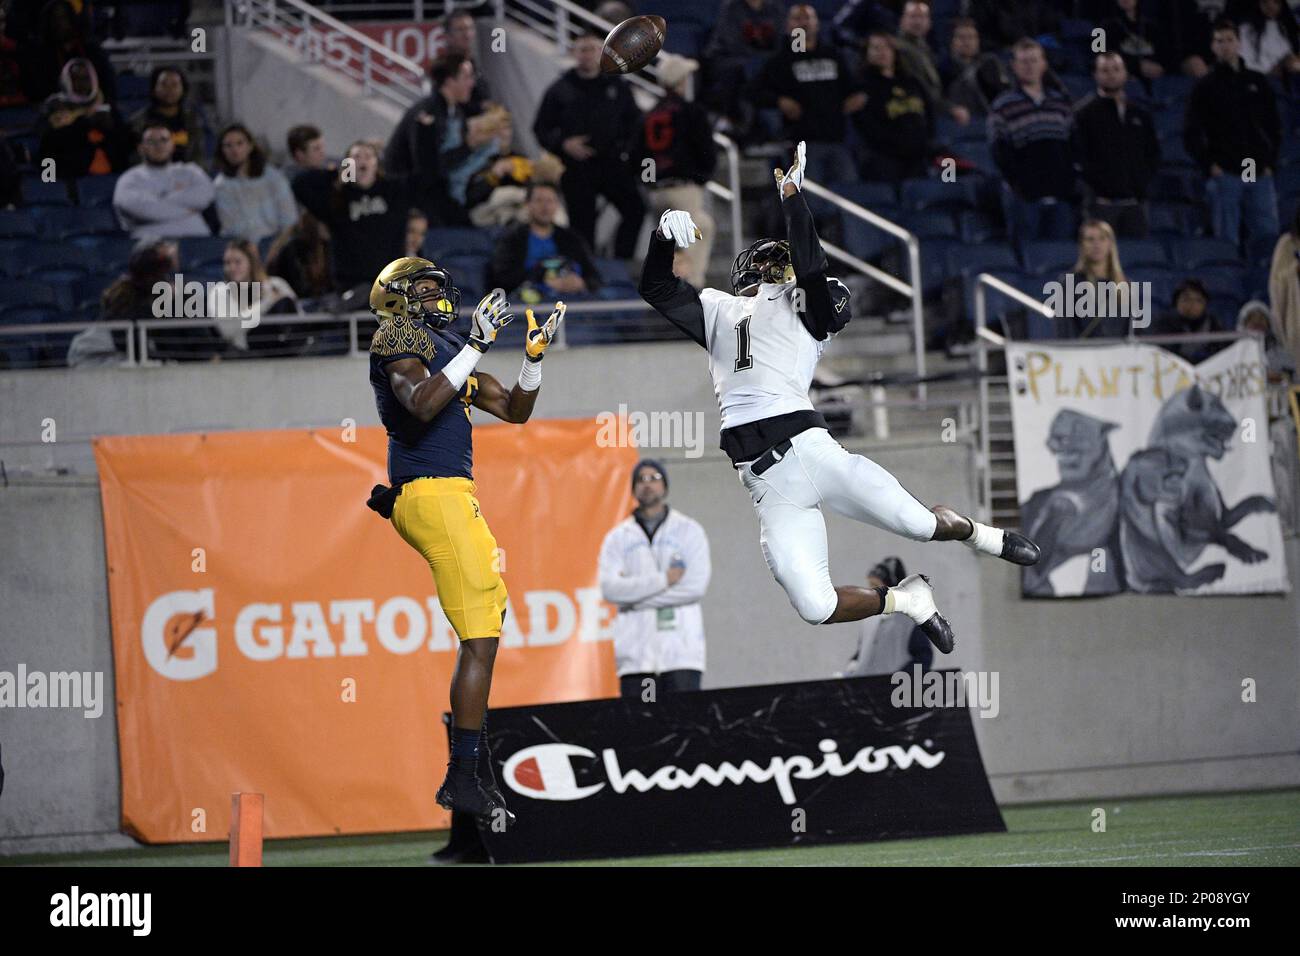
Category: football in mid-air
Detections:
[{"x1": 600, "y1": 15, "x2": 667, "y2": 75}]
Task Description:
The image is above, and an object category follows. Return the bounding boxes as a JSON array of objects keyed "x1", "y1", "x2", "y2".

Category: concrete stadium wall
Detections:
[{"x1": 2, "y1": 346, "x2": 1298, "y2": 853}]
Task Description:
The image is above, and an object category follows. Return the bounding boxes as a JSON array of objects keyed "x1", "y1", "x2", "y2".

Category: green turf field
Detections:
[{"x1": 7, "y1": 790, "x2": 1299, "y2": 867}]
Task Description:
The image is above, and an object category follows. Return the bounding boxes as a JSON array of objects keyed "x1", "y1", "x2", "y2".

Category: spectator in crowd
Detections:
[
  {"x1": 831, "y1": 0, "x2": 900, "y2": 50},
  {"x1": 1238, "y1": 297, "x2": 1299, "y2": 533},
  {"x1": 970, "y1": 0, "x2": 1061, "y2": 51},
  {"x1": 37, "y1": 58, "x2": 131, "y2": 178},
  {"x1": 1184, "y1": 19, "x2": 1282, "y2": 255},
  {"x1": 642, "y1": 55, "x2": 717, "y2": 288},
  {"x1": 753, "y1": 4, "x2": 862, "y2": 183},
  {"x1": 384, "y1": 52, "x2": 511, "y2": 224},
  {"x1": 68, "y1": 239, "x2": 178, "y2": 367},
  {"x1": 835, "y1": 557, "x2": 932, "y2": 678},
  {"x1": 212, "y1": 123, "x2": 297, "y2": 244},
  {"x1": 703, "y1": 0, "x2": 788, "y2": 131},
  {"x1": 15, "y1": 0, "x2": 115, "y2": 105},
  {"x1": 533, "y1": 28, "x2": 645, "y2": 258},
  {"x1": 1268, "y1": 206, "x2": 1300, "y2": 367},
  {"x1": 441, "y1": 9, "x2": 493, "y2": 116},
  {"x1": 406, "y1": 207, "x2": 428, "y2": 258},
  {"x1": 852, "y1": 32, "x2": 931, "y2": 183},
  {"x1": 128, "y1": 66, "x2": 206, "y2": 165},
  {"x1": 266, "y1": 211, "x2": 333, "y2": 300},
  {"x1": 1143, "y1": 277, "x2": 1227, "y2": 361},
  {"x1": 283, "y1": 124, "x2": 328, "y2": 178},
  {"x1": 207, "y1": 239, "x2": 298, "y2": 352},
  {"x1": 1239, "y1": 0, "x2": 1300, "y2": 74},
  {"x1": 1061, "y1": 219, "x2": 1133, "y2": 338},
  {"x1": 1073, "y1": 52, "x2": 1161, "y2": 238},
  {"x1": 113, "y1": 120, "x2": 214, "y2": 239},
  {"x1": 1102, "y1": 0, "x2": 1173, "y2": 83},
  {"x1": 292, "y1": 137, "x2": 442, "y2": 294},
  {"x1": 464, "y1": 150, "x2": 566, "y2": 227},
  {"x1": 989, "y1": 39, "x2": 1077, "y2": 249},
  {"x1": 1167, "y1": 0, "x2": 1230, "y2": 78},
  {"x1": 0, "y1": 6, "x2": 24, "y2": 108},
  {"x1": 595, "y1": 1, "x2": 634, "y2": 23},
  {"x1": 598, "y1": 459, "x2": 711, "y2": 700},
  {"x1": 895, "y1": 1, "x2": 970, "y2": 126},
  {"x1": 486, "y1": 181, "x2": 602, "y2": 301},
  {"x1": 939, "y1": 16, "x2": 1010, "y2": 118}
]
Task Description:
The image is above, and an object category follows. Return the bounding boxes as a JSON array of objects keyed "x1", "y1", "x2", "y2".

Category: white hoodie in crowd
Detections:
[
  {"x1": 113, "y1": 160, "x2": 215, "y2": 239},
  {"x1": 598, "y1": 508, "x2": 711, "y2": 676}
]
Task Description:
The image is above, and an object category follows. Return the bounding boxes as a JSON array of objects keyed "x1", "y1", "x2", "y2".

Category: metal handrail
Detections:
[
  {"x1": 0, "y1": 303, "x2": 666, "y2": 368},
  {"x1": 802, "y1": 179, "x2": 927, "y2": 400},
  {"x1": 229, "y1": 0, "x2": 426, "y2": 104}
]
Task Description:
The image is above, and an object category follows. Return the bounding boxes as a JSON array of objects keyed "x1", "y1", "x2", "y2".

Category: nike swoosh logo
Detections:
[{"x1": 834, "y1": 298, "x2": 848, "y2": 313}]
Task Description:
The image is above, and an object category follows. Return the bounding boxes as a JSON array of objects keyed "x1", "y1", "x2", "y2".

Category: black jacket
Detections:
[
  {"x1": 382, "y1": 93, "x2": 469, "y2": 224},
  {"x1": 1073, "y1": 93, "x2": 1160, "y2": 201},
  {"x1": 641, "y1": 93, "x2": 718, "y2": 185},
  {"x1": 1184, "y1": 60, "x2": 1281, "y2": 173},
  {"x1": 854, "y1": 70, "x2": 932, "y2": 163},
  {"x1": 532, "y1": 69, "x2": 642, "y2": 164},
  {"x1": 486, "y1": 222, "x2": 603, "y2": 294},
  {"x1": 752, "y1": 42, "x2": 857, "y2": 144}
]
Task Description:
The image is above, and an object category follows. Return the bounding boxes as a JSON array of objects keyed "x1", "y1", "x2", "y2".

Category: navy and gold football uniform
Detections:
[{"x1": 369, "y1": 313, "x2": 508, "y2": 640}]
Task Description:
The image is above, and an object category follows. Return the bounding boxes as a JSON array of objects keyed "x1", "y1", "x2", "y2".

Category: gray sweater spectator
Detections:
[
  {"x1": 113, "y1": 121, "x2": 214, "y2": 239},
  {"x1": 212, "y1": 123, "x2": 297, "y2": 244}
]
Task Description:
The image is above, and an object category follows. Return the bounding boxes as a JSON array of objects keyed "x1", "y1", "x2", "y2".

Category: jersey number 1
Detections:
[{"x1": 734, "y1": 316, "x2": 753, "y2": 372}]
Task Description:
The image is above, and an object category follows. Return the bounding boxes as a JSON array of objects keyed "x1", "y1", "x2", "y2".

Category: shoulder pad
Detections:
[{"x1": 370, "y1": 315, "x2": 437, "y2": 361}]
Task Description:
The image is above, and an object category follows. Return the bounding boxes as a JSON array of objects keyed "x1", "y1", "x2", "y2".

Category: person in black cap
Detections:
[
  {"x1": 837, "y1": 557, "x2": 933, "y2": 677},
  {"x1": 598, "y1": 459, "x2": 712, "y2": 699},
  {"x1": 1141, "y1": 278, "x2": 1228, "y2": 363}
]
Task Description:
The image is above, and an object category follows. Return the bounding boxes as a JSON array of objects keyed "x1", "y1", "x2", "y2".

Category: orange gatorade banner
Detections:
[{"x1": 94, "y1": 421, "x2": 635, "y2": 843}]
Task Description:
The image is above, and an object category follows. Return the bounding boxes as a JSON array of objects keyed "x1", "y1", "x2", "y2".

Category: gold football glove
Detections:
[{"x1": 525, "y1": 301, "x2": 566, "y2": 362}]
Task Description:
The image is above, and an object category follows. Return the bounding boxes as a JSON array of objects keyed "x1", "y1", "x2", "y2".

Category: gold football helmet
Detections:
[{"x1": 369, "y1": 257, "x2": 461, "y2": 327}]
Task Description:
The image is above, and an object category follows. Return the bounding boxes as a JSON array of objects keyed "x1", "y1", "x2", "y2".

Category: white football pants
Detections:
[{"x1": 738, "y1": 427, "x2": 939, "y2": 625}]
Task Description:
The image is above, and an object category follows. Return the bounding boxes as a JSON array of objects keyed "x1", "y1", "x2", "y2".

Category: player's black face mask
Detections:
[
  {"x1": 407, "y1": 268, "x2": 461, "y2": 328},
  {"x1": 731, "y1": 239, "x2": 792, "y2": 296}
]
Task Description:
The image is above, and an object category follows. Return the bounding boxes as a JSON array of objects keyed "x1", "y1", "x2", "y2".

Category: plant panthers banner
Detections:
[
  {"x1": 94, "y1": 421, "x2": 635, "y2": 843},
  {"x1": 1007, "y1": 338, "x2": 1289, "y2": 597}
]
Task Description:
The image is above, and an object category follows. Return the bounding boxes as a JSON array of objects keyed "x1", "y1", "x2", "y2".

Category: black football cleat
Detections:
[
  {"x1": 893, "y1": 573, "x2": 956, "y2": 654},
  {"x1": 436, "y1": 769, "x2": 512, "y2": 823},
  {"x1": 1000, "y1": 530, "x2": 1041, "y2": 567}
]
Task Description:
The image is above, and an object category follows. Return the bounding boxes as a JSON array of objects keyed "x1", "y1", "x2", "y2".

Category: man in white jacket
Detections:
[
  {"x1": 113, "y1": 120, "x2": 215, "y2": 239},
  {"x1": 599, "y1": 459, "x2": 711, "y2": 699}
]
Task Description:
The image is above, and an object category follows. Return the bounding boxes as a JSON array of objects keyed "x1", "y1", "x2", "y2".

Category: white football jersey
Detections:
[{"x1": 699, "y1": 280, "x2": 828, "y2": 430}]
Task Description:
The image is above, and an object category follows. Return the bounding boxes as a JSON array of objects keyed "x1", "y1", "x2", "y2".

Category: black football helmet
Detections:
[{"x1": 731, "y1": 238, "x2": 793, "y2": 295}]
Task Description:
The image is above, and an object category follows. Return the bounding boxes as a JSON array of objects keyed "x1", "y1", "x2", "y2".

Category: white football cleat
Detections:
[{"x1": 892, "y1": 573, "x2": 955, "y2": 654}]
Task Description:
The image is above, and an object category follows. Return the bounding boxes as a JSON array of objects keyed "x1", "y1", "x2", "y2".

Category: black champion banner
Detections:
[{"x1": 471, "y1": 673, "x2": 1005, "y2": 863}]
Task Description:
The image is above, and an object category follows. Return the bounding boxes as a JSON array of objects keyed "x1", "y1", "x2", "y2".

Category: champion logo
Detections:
[{"x1": 503, "y1": 738, "x2": 945, "y2": 806}]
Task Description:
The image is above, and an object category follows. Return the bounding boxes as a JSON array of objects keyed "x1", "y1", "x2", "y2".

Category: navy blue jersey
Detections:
[{"x1": 369, "y1": 317, "x2": 477, "y2": 482}]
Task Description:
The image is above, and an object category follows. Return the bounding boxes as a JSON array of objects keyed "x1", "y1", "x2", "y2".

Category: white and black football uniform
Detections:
[{"x1": 639, "y1": 190, "x2": 942, "y2": 625}]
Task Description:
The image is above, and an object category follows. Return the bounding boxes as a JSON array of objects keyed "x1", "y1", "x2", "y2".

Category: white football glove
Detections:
[
  {"x1": 657, "y1": 209, "x2": 701, "y2": 249},
  {"x1": 774, "y1": 140, "x2": 806, "y2": 194},
  {"x1": 468, "y1": 288, "x2": 514, "y2": 352}
]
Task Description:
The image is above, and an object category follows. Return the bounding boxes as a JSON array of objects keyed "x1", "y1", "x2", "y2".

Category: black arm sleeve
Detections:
[
  {"x1": 638, "y1": 232, "x2": 708, "y2": 348},
  {"x1": 783, "y1": 189, "x2": 846, "y2": 340},
  {"x1": 291, "y1": 168, "x2": 334, "y2": 224}
]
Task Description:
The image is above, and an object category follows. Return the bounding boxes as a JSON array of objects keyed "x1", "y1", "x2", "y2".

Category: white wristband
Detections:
[
  {"x1": 441, "y1": 343, "x2": 483, "y2": 391},
  {"x1": 518, "y1": 355, "x2": 542, "y2": 392}
]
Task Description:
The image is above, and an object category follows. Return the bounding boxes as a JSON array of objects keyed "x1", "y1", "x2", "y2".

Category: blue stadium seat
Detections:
[
  {"x1": 1148, "y1": 202, "x2": 1198, "y2": 238},
  {"x1": 1125, "y1": 267, "x2": 1179, "y2": 310},
  {"x1": 35, "y1": 206, "x2": 121, "y2": 239},
  {"x1": 180, "y1": 236, "x2": 231, "y2": 269},
  {"x1": 4, "y1": 241, "x2": 90, "y2": 277},
  {"x1": 116, "y1": 72, "x2": 154, "y2": 100},
  {"x1": 1198, "y1": 265, "x2": 1247, "y2": 298},
  {"x1": 593, "y1": 257, "x2": 632, "y2": 286},
  {"x1": 959, "y1": 209, "x2": 1003, "y2": 243},
  {"x1": 948, "y1": 244, "x2": 1018, "y2": 278},
  {"x1": 22, "y1": 178, "x2": 73, "y2": 206},
  {"x1": 0, "y1": 280, "x2": 57, "y2": 309},
  {"x1": 1150, "y1": 169, "x2": 1203, "y2": 202},
  {"x1": 69, "y1": 234, "x2": 139, "y2": 273},
  {"x1": 427, "y1": 226, "x2": 496, "y2": 258},
  {"x1": 956, "y1": 141, "x2": 995, "y2": 175},
  {"x1": 0, "y1": 305, "x2": 58, "y2": 326},
  {"x1": 1020, "y1": 240, "x2": 1079, "y2": 276},
  {"x1": 842, "y1": 216, "x2": 894, "y2": 261},
  {"x1": 662, "y1": 23, "x2": 705, "y2": 58},
  {"x1": 898, "y1": 210, "x2": 957, "y2": 239},
  {"x1": 440, "y1": 254, "x2": 488, "y2": 296},
  {"x1": 0, "y1": 211, "x2": 38, "y2": 239},
  {"x1": 1157, "y1": 134, "x2": 1194, "y2": 168},
  {"x1": 1169, "y1": 237, "x2": 1241, "y2": 270},
  {"x1": 1119, "y1": 239, "x2": 1169, "y2": 268},
  {"x1": 74, "y1": 274, "x2": 115, "y2": 309},
  {"x1": 918, "y1": 237, "x2": 960, "y2": 297},
  {"x1": 0, "y1": 104, "x2": 39, "y2": 129},
  {"x1": 73, "y1": 175, "x2": 121, "y2": 208},
  {"x1": 1152, "y1": 74, "x2": 1195, "y2": 105},
  {"x1": 900, "y1": 177, "x2": 979, "y2": 212}
]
